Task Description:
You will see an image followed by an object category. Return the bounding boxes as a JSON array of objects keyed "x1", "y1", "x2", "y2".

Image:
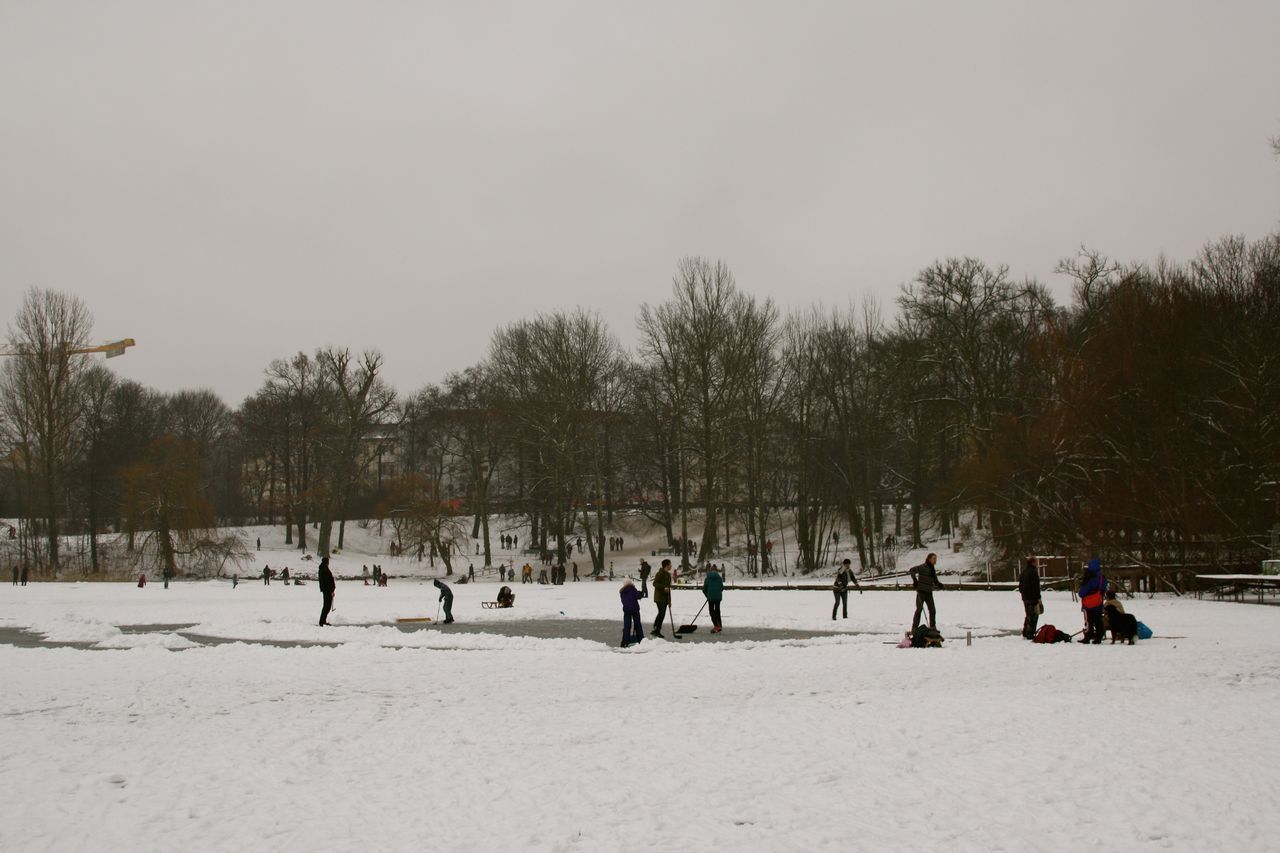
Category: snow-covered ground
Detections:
[{"x1": 3, "y1": 579, "x2": 1279, "y2": 852}]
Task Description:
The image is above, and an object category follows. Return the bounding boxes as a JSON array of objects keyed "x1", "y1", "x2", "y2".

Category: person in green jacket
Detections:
[
  {"x1": 702, "y1": 564, "x2": 724, "y2": 633},
  {"x1": 650, "y1": 559, "x2": 672, "y2": 638}
]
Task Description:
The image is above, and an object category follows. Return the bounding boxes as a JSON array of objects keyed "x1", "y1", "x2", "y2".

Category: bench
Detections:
[{"x1": 1196, "y1": 574, "x2": 1280, "y2": 604}]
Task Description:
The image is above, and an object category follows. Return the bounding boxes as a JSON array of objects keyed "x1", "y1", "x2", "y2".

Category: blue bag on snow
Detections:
[{"x1": 1137, "y1": 621, "x2": 1153, "y2": 640}]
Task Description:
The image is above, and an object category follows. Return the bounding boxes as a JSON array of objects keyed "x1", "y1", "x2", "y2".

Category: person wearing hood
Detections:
[
  {"x1": 317, "y1": 557, "x2": 335, "y2": 626},
  {"x1": 702, "y1": 564, "x2": 724, "y2": 633},
  {"x1": 619, "y1": 579, "x2": 643, "y2": 647},
  {"x1": 1078, "y1": 558, "x2": 1108, "y2": 644},
  {"x1": 434, "y1": 578, "x2": 455, "y2": 623},
  {"x1": 1018, "y1": 557, "x2": 1042, "y2": 639}
]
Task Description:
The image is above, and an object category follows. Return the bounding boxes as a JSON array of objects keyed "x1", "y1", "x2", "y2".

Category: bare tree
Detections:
[
  {"x1": 418, "y1": 364, "x2": 506, "y2": 567},
  {"x1": 261, "y1": 353, "x2": 327, "y2": 550},
  {"x1": 638, "y1": 257, "x2": 751, "y2": 567},
  {"x1": 1, "y1": 288, "x2": 93, "y2": 571},
  {"x1": 122, "y1": 434, "x2": 248, "y2": 578},
  {"x1": 489, "y1": 311, "x2": 623, "y2": 570},
  {"x1": 375, "y1": 474, "x2": 466, "y2": 575},
  {"x1": 73, "y1": 364, "x2": 116, "y2": 573},
  {"x1": 311, "y1": 348, "x2": 396, "y2": 556}
]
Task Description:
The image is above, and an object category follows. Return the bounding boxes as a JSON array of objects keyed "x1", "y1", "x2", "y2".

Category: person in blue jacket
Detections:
[
  {"x1": 619, "y1": 579, "x2": 643, "y2": 647},
  {"x1": 702, "y1": 564, "x2": 724, "y2": 633},
  {"x1": 1078, "y1": 558, "x2": 1108, "y2": 644},
  {"x1": 434, "y1": 578, "x2": 455, "y2": 624}
]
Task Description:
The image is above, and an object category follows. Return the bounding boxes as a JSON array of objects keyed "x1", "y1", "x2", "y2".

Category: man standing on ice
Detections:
[
  {"x1": 650, "y1": 559, "x2": 672, "y2": 638},
  {"x1": 434, "y1": 578, "x2": 455, "y2": 623},
  {"x1": 832, "y1": 558, "x2": 861, "y2": 620},
  {"x1": 318, "y1": 556, "x2": 335, "y2": 626},
  {"x1": 1018, "y1": 557, "x2": 1042, "y2": 639},
  {"x1": 909, "y1": 553, "x2": 946, "y2": 632}
]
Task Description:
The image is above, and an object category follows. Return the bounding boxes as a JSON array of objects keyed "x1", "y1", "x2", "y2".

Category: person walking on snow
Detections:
[
  {"x1": 650, "y1": 559, "x2": 672, "y2": 637},
  {"x1": 434, "y1": 578, "x2": 455, "y2": 623},
  {"x1": 833, "y1": 558, "x2": 861, "y2": 619},
  {"x1": 620, "y1": 579, "x2": 643, "y2": 647},
  {"x1": 1078, "y1": 558, "x2": 1107, "y2": 644},
  {"x1": 702, "y1": 563, "x2": 724, "y2": 633},
  {"x1": 317, "y1": 556, "x2": 335, "y2": 626},
  {"x1": 1018, "y1": 557, "x2": 1042, "y2": 639},
  {"x1": 909, "y1": 553, "x2": 949, "y2": 631}
]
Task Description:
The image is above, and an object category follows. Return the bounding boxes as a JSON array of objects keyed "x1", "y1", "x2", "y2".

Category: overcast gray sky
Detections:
[{"x1": 3, "y1": 0, "x2": 1278, "y2": 404}]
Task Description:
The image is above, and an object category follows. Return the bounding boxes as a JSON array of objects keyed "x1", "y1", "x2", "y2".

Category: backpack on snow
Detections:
[
  {"x1": 1034, "y1": 624, "x2": 1073, "y2": 644},
  {"x1": 911, "y1": 625, "x2": 944, "y2": 648}
]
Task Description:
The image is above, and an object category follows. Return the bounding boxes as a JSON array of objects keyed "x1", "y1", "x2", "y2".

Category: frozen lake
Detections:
[{"x1": 3, "y1": 579, "x2": 1278, "y2": 852}]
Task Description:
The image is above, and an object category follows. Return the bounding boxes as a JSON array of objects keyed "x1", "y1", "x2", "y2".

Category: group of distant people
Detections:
[{"x1": 362, "y1": 565, "x2": 389, "y2": 586}]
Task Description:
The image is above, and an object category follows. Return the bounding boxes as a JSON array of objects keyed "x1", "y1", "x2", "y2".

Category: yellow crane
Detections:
[{"x1": 0, "y1": 338, "x2": 136, "y2": 358}]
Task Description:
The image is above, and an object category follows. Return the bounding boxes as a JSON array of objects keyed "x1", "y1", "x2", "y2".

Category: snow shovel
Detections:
[
  {"x1": 668, "y1": 605, "x2": 681, "y2": 641},
  {"x1": 676, "y1": 601, "x2": 707, "y2": 635}
]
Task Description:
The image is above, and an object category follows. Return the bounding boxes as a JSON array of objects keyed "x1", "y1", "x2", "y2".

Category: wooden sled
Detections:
[{"x1": 396, "y1": 616, "x2": 434, "y2": 623}]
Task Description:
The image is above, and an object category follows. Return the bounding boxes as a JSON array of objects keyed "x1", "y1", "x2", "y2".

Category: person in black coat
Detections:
[
  {"x1": 317, "y1": 557, "x2": 335, "y2": 626},
  {"x1": 909, "y1": 553, "x2": 949, "y2": 631},
  {"x1": 832, "y1": 558, "x2": 861, "y2": 620},
  {"x1": 1018, "y1": 557, "x2": 1042, "y2": 639},
  {"x1": 434, "y1": 578, "x2": 455, "y2": 623}
]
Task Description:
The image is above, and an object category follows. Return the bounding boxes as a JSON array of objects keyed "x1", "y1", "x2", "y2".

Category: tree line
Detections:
[{"x1": 3, "y1": 230, "x2": 1277, "y2": 579}]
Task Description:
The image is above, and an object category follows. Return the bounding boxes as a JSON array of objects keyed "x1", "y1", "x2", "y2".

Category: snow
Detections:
[{"x1": 3, "y1": 578, "x2": 1280, "y2": 852}]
